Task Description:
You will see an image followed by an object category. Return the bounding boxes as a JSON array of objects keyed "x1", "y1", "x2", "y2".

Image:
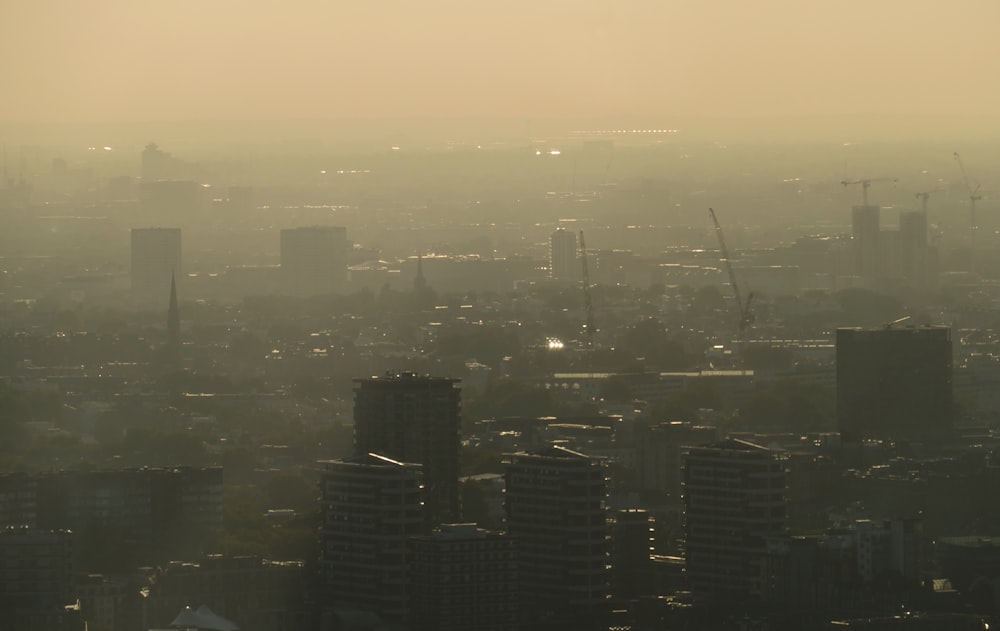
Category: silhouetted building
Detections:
[
  {"x1": 0, "y1": 467, "x2": 222, "y2": 564},
  {"x1": 164, "y1": 272, "x2": 180, "y2": 366},
  {"x1": 609, "y1": 509, "x2": 653, "y2": 599},
  {"x1": 279, "y1": 226, "x2": 349, "y2": 295},
  {"x1": 549, "y1": 227, "x2": 578, "y2": 281},
  {"x1": 852, "y1": 205, "x2": 881, "y2": 282},
  {"x1": 0, "y1": 526, "x2": 75, "y2": 614},
  {"x1": 899, "y1": 210, "x2": 929, "y2": 288},
  {"x1": 130, "y1": 227, "x2": 181, "y2": 306},
  {"x1": 935, "y1": 535, "x2": 1000, "y2": 593},
  {"x1": 409, "y1": 524, "x2": 518, "y2": 631},
  {"x1": 145, "y1": 555, "x2": 306, "y2": 631},
  {"x1": 503, "y1": 445, "x2": 608, "y2": 626},
  {"x1": 636, "y1": 421, "x2": 718, "y2": 499},
  {"x1": 353, "y1": 372, "x2": 461, "y2": 525},
  {"x1": 141, "y1": 143, "x2": 172, "y2": 181},
  {"x1": 226, "y1": 186, "x2": 254, "y2": 212},
  {"x1": 319, "y1": 454, "x2": 424, "y2": 623},
  {"x1": 836, "y1": 325, "x2": 953, "y2": 442},
  {"x1": 139, "y1": 180, "x2": 202, "y2": 220},
  {"x1": 683, "y1": 439, "x2": 787, "y2": 603}
]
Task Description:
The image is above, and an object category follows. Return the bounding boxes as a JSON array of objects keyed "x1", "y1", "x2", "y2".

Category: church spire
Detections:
[
  {"x1": 413, "y1": 253, "x2": 427, "y2": 290},
  {"x1": 167, "y1": 271, "x2": 180, "y2": 355}
]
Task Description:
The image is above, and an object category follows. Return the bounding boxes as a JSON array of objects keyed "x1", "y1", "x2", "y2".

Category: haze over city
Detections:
[{"x1": 6, "y1": 2, "x2": 1000, "y2": 631}]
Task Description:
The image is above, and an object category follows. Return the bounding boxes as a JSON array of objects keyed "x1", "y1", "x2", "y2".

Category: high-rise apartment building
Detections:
[
  {"x1": 609, "y1": 509, "x2": 654, "y2": 600},
  {"x1": 130, "y1": 227, "x2": 181, "y2": 306},
  {"x1": 503, "y1": 445, "x2": 608, "y2": 624},
  {"x1": 898, "y1": 210, "x2": 929, "y2": 288},
  {"x1": 279, "y1": 226, "x2": 348, "y2": 295},
  {"x1": 319, "y1": 454, "x2": 424, "y2": 622},
  {"x1": 851, "y1": 205, "x2": 880, "y2": 282},
  {"x1": 683, "y1": 439, "x2": 787, "y2": 602},
  {"x1": 549, "y1": 227, "x2": 579, "y2": 281},
  {"x1": 836, "y1": 325, "x2": 953, "y2": 441},
  {"x1": 353, "y1": 372, "x2": 461, "y2": 525},
  {"x1": 409, "y1": 524, "x2": 518, "y2": 631}
]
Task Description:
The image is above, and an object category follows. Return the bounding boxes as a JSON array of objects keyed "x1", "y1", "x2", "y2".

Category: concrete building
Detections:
[
  {"x1": 503, "y1": 444, "x2": 608, "y2": 625},
  {"x1": 898, "y1": 210, "x2": 930, "y2": 288},
  {"x1": 279, "y1": 226, "x2": 348, "y2": 295},
  {"x1": 319, "y1": 454, "x2": 424, "y2": 623},
  {"x1": 549, "y1": 227, "x2": 579, "y2": 281},
  {"x1": 145, "y1": 555, "x2": 306, "y2": 631},
  {"x1": 683, "y1": 439, "x2": 787, "y2": 602},
  {"x1": 0, "y1": 467, "x2": 222, "y2": 564},
  {"x1": 609, "y1": 509, "x2": 654, "y2": 600},
  {"x1": 836, "y1": 325, "x2": 954, "y2": 442},
  {"x1": 130, "y1": 227, "x2": 181, "y2": 306},
  {"x1": 0, "y1": 526, "x2": 75, "y2": 614},
  {"x1": 636, "y1": 421, "x2": 718, "y2": 499},
  {"x1": 353, "y1": 372, "x2": 462, "y2": 525},
  {"x1": 409, "y1": 524, "x2": 518, "y2": 631},
  {"x1": 139, "y1": 180, "x2": 202, "y2": 221},
  {"x1": 852, "y1": 205, "x2": 881, "y2": 282}
]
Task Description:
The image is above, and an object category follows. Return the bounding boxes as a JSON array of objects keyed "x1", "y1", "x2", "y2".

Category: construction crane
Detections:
[
  {"x1": 841, "y1": 177, "x2": 898, "y2": 206},
  {"x1": 579, "y1": 230, "x2": 595, "y2": 370},
  {"x1": 708, "y1": 208, "x2": 754, "y2": 364},
  {"x1": 954, "y1": 152, "x2": 982, "y2": 271},
  {"x1": 914, "y1": 189, "x2": 944, "y2": 213}
]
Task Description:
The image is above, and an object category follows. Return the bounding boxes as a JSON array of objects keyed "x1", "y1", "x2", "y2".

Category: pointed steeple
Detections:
[
  {"x1": 167, "y1": 271, "x2": 180, "y2": 352},
  {"x1": 413, "y1": 253, "x2": 428, "y2": 290}
]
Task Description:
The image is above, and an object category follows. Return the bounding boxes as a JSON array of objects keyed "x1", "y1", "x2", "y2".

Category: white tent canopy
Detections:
[{"x1": 168, "y1": 604, "x2": 239, "y2": 631}]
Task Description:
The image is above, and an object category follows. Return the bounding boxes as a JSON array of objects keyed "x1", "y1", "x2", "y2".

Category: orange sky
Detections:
[{"x1": 3, "y1": 0, "x2": 999, "y2": 123}]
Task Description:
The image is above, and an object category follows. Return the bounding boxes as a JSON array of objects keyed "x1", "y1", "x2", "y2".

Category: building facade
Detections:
[
  {"x1": 836, "y1": 325, "x2": 953, "y2": 442},
  {"x1": 319, "y1": 454, "x2": 424, "y2": 623},
  {"x1": 353, "y1": 372, "x2": 461, "y2": 525},
  {"x1": 503, "y1": 445, "x2": 608, "y2": 625},
  {"x1": 683, "y1": 439, "x2": 787, "y2": 603},
  {"x1": 409, "y1": 524, "x2": 518, "y2": 631},
  {"x1": 279, "y1": 226, "x2": 348, "y2": 295},
  {"x1": 130, "y1": 227, "x2": 181, "y2": 306},
  {"x1": 549, "y1": 228, "x2": 579, "y2": 281}
]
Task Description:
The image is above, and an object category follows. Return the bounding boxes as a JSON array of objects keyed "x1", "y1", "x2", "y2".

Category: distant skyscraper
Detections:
[
  {"x1": 683, "y1": 439, "x2": 787, "y2": 602},
  {"x1": 279, "y1": 226, "x2": 349, "y2": 295},
  {"x1": 141, "y1": 143, "x2": 170, "y2": 181},
  {"x1": 503, "y1": 445, "x2": 608, "y2": 624},
  {"x1": 549, "y1": 227, "x2": 578, "y2": 281},
  {"x1": 140, "y1": 180, "x2": 203, "y2": 222},
  {"x1": 131, "y1": 227, "x2": 181, "y2": 306},
  {"x1": 899, "y1": 210, "x2": 929, "y2": 287},
  {"x1": 851, "y1": 205, "x2": 880, "y2": 282},
  {"x1": 353, "y1": 372, "x2": 462, "y2": 525},
  {"x1": 320, "y1": 454, "x2": 424, "y2": 622},
  {"x1": 165, "y1": 272, "x2": 180, "y2": 366},
  {"x1": 836, "y1": 325, "x2": 953, "y2": 441}
]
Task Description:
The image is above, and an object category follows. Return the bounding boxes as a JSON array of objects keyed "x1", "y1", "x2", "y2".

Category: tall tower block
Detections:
[{"x1": 130, "y1": 227, "x2": 181, "y2": 306}]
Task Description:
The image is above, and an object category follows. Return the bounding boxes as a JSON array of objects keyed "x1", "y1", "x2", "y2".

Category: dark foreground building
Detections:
[
  {"x1": 836, "y1": 325, "x2": 953, "y2": 442},
  {"x1": 353, "y1": 372, "x2": 461, "y2": 525},
  {"x1": 683, "y1": 439, "x2": 787, "y2": 603}
]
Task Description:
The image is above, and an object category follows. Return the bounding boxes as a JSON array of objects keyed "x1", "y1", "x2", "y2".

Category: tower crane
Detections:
[
  {"x1": 914, "y1": 189, "x2": 944, "y2": 213},
  {"x1": 953, "y1": 152, "x2": 981, "y2": 272},
  {"x1": 841, "y1": 177, "x2": 898, "y2": 206},
  {"x1": 579, "y1": 230, "x2": 595, "y2": 371},
  {"x1": 708, "y1": 208, "x2": 754, "y2": 365}
]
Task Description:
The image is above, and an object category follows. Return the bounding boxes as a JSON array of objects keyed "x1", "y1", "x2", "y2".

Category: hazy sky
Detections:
[{"x1": 3, "y1": 0, "x2": 1000, "y2": 123}]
